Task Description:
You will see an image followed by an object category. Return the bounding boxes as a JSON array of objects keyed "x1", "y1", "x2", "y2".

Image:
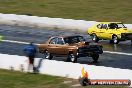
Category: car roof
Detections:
[
  {"x1": 63, "y1": 35, "x2": 83, "y2": 38},
  {"x1": 51, "y1": 35, "x2": 83, "y2": 38}
]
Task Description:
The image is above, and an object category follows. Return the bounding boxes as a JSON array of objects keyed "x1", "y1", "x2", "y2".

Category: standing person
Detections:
[{"x1": 23, "y1": 42, "x2": 37, "y2": 73}]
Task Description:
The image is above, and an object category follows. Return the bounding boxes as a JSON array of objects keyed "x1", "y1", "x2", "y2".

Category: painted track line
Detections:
[
  {"x1": 104, "y1": 51, "x2": 132, "y2": 56},
  {"x1": 1, "y1": 39, "x2": 132, "y2": 56},
  {"x1": 1, "y1": 39, "x2": 40, "y2": 45}
]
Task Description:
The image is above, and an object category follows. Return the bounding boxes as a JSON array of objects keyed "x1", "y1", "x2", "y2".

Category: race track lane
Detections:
[{"x1": 0, "y1": 25, "x2": 132, "y2": 70}]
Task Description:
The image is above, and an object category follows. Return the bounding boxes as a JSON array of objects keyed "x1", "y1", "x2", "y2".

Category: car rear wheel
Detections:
[
  {"x1": 67, "y1": 54, "x2": 77, "y2": 63},
  {"x1": 91, "y1": 54, "x2": 99, "y2": 63},
  {"x1": 91, "y1": 34, "x2": 99, "y2": 43},
  {"x1": 44, "y1": 50, "x2": 53, "y2": 60},
  {"x1": 112, "y1": 35, "x2": 119, "y2": 44}
]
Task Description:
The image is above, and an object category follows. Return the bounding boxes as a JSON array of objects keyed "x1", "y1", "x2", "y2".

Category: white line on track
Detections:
[
  {"x1": 1, "y1": 39, "x2": 40, "y2": 45},
  {"x1": 103, "y1": 51, "x2": 132, "y2": 56},
  {"x1": 1, "y1": 39, "x2": 132, "y2": 56}
]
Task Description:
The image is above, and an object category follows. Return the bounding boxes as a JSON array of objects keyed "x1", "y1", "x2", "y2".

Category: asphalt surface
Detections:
[{"x1": 0, "y1": 25, "x2": 132, "y2": 70}]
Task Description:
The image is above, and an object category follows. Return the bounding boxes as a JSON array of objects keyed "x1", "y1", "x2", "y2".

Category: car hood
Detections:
[{"x1": 68, "y1": 42, "x2": 90, "y2": 47}]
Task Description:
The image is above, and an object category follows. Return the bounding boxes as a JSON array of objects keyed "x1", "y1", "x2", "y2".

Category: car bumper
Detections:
[{"x1": 77, "y1": 45, "x2": 103, "y2": 57}]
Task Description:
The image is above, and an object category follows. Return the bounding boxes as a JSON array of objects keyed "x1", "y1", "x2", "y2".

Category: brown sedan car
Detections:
[{"x1": 38, "y1": 35, "x2": 103, "y2": 63}]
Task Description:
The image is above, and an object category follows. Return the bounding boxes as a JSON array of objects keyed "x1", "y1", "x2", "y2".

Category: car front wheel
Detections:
[
  {"x1": 91, "y1": 54, "x2": 99, "y2": 63},
  {"x1": 67, "y1": 54, "x2": 77, "y2": 63},
  {"x1": 91, "y1": 34, "x2": 99, "y2": 43},
  {"x1": 44, "y1": 50, "x2": 53, "y2": 60},
  {"x1": 112, "y1": 35, "x2": 119, "y2": 44}
]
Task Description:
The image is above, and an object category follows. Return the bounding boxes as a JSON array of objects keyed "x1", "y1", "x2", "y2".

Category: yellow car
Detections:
[{"x1": 88, "y1": 22, "x2": 132, "y2": 44}]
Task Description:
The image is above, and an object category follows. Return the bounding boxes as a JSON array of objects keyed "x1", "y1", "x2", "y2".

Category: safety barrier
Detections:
[
  {"x1": 0, "y1": 53, "x2": 132, "y2": 86},
  {"x1": 0, "y1": 13, "x2": 96, "y2": 31},
  {"x1": 0, "y1": 53, "x2": 28, "y2": 71},
  {"x1": 0, "y1": 13, "x2": 132, "y2": 32}
]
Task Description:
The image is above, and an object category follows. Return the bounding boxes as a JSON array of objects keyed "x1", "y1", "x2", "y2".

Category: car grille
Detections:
[{"x1": 78, "y1": 45, "x2": 103, "y2": 54}]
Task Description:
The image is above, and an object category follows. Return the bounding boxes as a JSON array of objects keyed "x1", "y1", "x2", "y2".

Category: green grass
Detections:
[
  {"x1": 0, "y1": 69, "x2": 128, "y2": 88},
  {"x1": 0, "y1": 0, "x2": 132, "y2": 23},
  {"x1": 0, "y1": 69, "x2": 70, "y2": 88}
]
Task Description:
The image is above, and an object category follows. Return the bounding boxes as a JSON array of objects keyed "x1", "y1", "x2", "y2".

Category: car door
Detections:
[
  {"x1": 100, "y1": 24, "x2": 109, "y2": 39},
  {"x1": 93, "y1": 23, "x2": 103, "y2": 38},
  {"x1": 48, "y1": 37, "x2": 58, "y2": 54},
  {"x1": 107, "y1": 23, "x2": 117, "y2": 39},
  {"x1": 96, "y1": 24, "x2": 107, "y2": 39},
  {"x1": 55, "y1": 37, "x2": 67, "y2": 55}
]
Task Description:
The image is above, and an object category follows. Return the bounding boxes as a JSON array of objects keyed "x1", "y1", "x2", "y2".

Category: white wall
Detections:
[
  {"x1": 0, "y1": 53, "x2": 132, "y2": 86},
  {"x1": 0, "y1": 13, "x2": 97, "y2": 31},
  {"x1": 0, "y1": 13, "x2": 132, "y2": 32},
  {"x1": 0, "y1": 53, "x2": 28, "y2": 71},
  {"x1": 0, "y1": 13, "x2": 132, "y2": 31}
]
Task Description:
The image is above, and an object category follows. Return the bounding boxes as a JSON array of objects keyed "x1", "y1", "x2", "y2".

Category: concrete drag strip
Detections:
[{"x1": 1, "y1": 39, "x2": 132, "y2": 56}]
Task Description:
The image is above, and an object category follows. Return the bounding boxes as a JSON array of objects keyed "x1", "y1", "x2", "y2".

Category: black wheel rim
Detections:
[
  {"x1": 45, "y1": 51, "x2": 50, "y2": 59},
  {"x1": 113, "y1": 36, "x2": 118, "y2": 43},
  {"x1": 70, "y1": 54, "x2": 75, "y2": 62},
  {"x1": 92, "y1": 34, "x2": 96, "y2": 41}
]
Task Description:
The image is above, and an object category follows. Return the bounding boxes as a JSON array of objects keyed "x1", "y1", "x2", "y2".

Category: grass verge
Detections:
[
  {"x1": 0, "y1": 0, "x2": 132, "y2": 23},
  {"x1": 0, "y1": 69, "x2": 128, "y2": 88}
]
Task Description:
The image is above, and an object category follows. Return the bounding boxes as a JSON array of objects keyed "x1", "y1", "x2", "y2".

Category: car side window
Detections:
[
  {"x1": 57, "y1": 38, "x2": 65, "y2": 45},
  {"x1": 97, "y1": 24, "x2": 103, "y2": 29},
  {"x1": 78, "y1": 36, "x2": 85, "y2": 42},
  {"x1": 101, "y1": 24, "x2": 108, "y2": 29},
  {"x1": 50, "y1": 37, "x2": 57, "y2": 44},
  {"x1": 108, "y1": 23, "x2": 118, "y2": 29}
]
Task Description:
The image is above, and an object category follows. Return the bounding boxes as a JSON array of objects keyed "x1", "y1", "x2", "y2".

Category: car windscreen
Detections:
[
  {"x1": 117, "y1": 23, "x2": 126, "y2": 28},
  {"x1": 109, "y1": 23, "x2": 126, "y2": 29},
  {"x1": 64, "y1": 36, "x2": 85, "y2": 44}
]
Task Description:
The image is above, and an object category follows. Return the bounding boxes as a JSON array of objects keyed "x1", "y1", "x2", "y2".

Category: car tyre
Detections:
[
  {"x1": 91, "y1": 54, "x2": 99, "y2": 63},
  {"x1": 112, "y1": 35, "x2": 119, "y2": 44},
  {"x1": 44, "y1": 50, "x2": 53, "y2": 60},
  {"x1": 91, "y1": 34, "x2": 99, "y2": 43},
  {"x1": 67, "y1": 54, "x2": 77, "y2": 63}
]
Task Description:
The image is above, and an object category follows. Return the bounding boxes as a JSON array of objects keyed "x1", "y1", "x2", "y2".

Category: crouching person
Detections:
[{"x1": 23, "y1": 42, "x2": 37, "y2": 73}]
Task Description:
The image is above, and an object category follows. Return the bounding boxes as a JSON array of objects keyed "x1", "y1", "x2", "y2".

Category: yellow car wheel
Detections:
[
  {"x1": 112, "y1": 35, "x2": 119, "y2": 44},
  {"x1": 91, "y1": 34, "x2": 99, "y2": 43}
]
